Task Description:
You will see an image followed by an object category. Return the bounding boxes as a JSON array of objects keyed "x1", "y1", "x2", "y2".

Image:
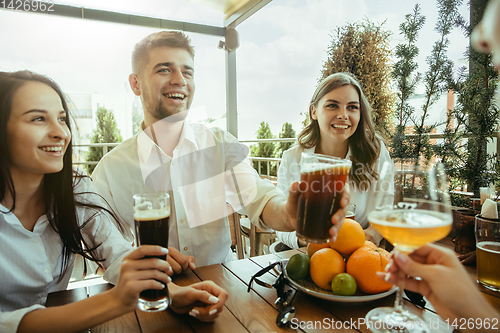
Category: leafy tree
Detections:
[
  {"x1": 86, "y1": 107, "x2": 122, "y2": 174},
  {"x1": 389, "y1": 0, "x2": 468, "y2": 205},
  {"x1": 250, "y1": 121, "x2": 276, "y2": 176},
  {"x1": 275, "y1": 122, "x2": 296, "y2": 158},
  {"x1": 320, "y1": 19, "x2": 396, "y2": 135},
  {"x1": 389, "y1": 4, "x2": 425, "y2": 159},
  {"x1": 440, "y1": 0, "x2": 500, "y2": 197},
  {"x1": 409, "y1": 0, "x2": 461, "y2": 163},
  {"x1": 434, "y1": 106, "x2": 469, "y2": 206},
  {"x1": 131, "y1": 97, "x2": 143, "y2": 136},
  {"x1": 132, "y1": 108, "x2": 143, "y2": 135}
]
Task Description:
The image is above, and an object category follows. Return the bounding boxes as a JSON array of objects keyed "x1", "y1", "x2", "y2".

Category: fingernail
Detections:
[
  {"x1": 166, "y1": 276, "x2": 172, "y2": 283},
  {"x1": 189, "y1": 310, "x2": 198, "y2": 317},
  {"x1": 191, "y1": 263, "x2": 196, "y2": 269},
  {"x1": 385, "y1": 262, "x2": 392, "y2": 272},
  {"x1": 209, "y1": 309, "x2": 217, "y2": 315},
  {"x1": 169, "y1": 266, "x2": 173, "y2": 274},
  {"x1": 384, "y1": 273, "x2": 391, "y2": 282},
  {"x1": 395, "y1": 250, "x2": 407, "y2": 264},
  {"x1": 208, "y1": 296, "x2": 219, "y2": 304},
  {"x1": 342, "y1": 198, "x2": 349, "y2": 206},
  {"x1": 160, "y1": 247, "x2": 169, "y2": 254},
  {"x1": 161, "y1": 284, "x2": 165, "y2": 288}
]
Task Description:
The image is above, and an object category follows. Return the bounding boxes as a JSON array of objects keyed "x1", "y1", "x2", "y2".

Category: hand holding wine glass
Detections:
[
  {"x1": 379, "y1": 243, "x2": 499, "y2": 330},
  {"x1": 365, "y1": 160, "x2": 453, "y2": 333}
]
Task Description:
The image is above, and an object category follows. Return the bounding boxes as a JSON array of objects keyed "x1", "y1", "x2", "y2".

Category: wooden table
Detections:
[{"x1": 47, "y1": 241, "x2": 500, "y2": 333}]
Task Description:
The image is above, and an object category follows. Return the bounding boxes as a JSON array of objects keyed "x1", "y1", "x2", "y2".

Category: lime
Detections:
[
  {"x1": 286, "y1": 253, "x2": 310, "y2": 280},
  {"x1": 331, "y1": 273, "x2": 357, "y2": 296}
]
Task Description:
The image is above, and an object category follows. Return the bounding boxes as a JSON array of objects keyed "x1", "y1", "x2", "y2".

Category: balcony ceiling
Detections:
[{"x1": 189, "y1": 0, "x2": 258, "y2": 19}]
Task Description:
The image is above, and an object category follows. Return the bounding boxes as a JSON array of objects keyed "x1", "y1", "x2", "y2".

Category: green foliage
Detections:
[
  {"x1": 390, "y1": 0, "x2": 499, "y2": 200},
  {"x1": 320, "y1": 19, "x2": 396, "y2": 136},
  {"x1": 275, "y1": 122, "x2": 296, "y2": 158},
  {"x1": 450, "y1": 192, "x2": 469, "y2": 208},
  {"x1": 132, "y1": 108, "x2": 143, "y2": 135},
  {"x1": 411, "y1": 0, "x2": 460, "y2": 163},
  {"x1": 250, "y1": 121, "x2": 276, "y2": 176},
  {"x1": 390, "y1": 0, "x2": 460, "y2": 164},
  {"x1": 435, "y1": 0, "x2": 500, "y2": 196},
  {"x1": 496, "y1": 161, "x2": 500, "y2": 195},
  {"x1": 433, "y1": 108, "x2": 466, "y2": 190},
  {"x1": 86, "y1": 107, "x2": 122, "y2": 174},
  {"x1": 447, "y1": 60, "x2": 500, "y2": 195},
  {"x1": 389, "y1": 4, "x2": 425, "y2": 159}
]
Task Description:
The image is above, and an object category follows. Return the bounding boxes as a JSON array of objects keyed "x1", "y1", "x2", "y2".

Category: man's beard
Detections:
[{"x1": 151, "y1": 103, "x2": 189, "y2": 123}]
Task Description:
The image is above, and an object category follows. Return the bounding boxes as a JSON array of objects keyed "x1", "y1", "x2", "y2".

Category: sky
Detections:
[{"x1": 0, "y1": 0, "x2": 470, "y2": 141}]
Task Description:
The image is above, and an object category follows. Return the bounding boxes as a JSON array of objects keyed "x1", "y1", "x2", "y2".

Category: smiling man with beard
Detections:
[{"x1": 92, "y1": 31, "x2": 351, "y2": 274}]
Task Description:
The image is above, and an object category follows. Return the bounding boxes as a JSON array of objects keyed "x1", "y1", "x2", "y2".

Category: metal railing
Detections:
[
  {"x1": 247, "y1": 156, "x2": 281, "y2": 181},
  {"x1": 73, "y1": 133, "x2": 499, "y2": 179},
  {"x1": 239, "y1": 138, "x2": 295, "y2": 143},
  {"x1": 74, "y1": 139, "x2": 294, "y2": 174},
  {"x1": 73, "y1": 143, "x2": 120, "y2": 166},
  {"x1": 405, "y1": 132, "x2": 500, "y2": 159},
  {"x1": 241, "y1": 138, "x2": 294, "y2": 180}
]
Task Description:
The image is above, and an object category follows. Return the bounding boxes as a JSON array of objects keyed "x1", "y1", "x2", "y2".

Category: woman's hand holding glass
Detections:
[
  {"x1": 109, "y1": 246, "x2": 228, "y2": 321},
  {"x1": 285, "y1": 181, "x2": 351, "y2": 242},
  {"x1": 379, "y1": 244, "x2": 499, "y2": 332},
  {"x1": 109, "y1": 245, "x2": 172, "y2": 312}
]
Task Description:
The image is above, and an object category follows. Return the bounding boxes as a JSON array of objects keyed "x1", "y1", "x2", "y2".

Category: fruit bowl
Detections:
[{"x1": 283, "y1": 259, "x2": 398, "y2": 303}]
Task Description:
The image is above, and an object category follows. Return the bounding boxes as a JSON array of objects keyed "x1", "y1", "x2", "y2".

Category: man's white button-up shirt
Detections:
[{"x1": 92, "y1": 122, "x2": 282, "y2": 267}]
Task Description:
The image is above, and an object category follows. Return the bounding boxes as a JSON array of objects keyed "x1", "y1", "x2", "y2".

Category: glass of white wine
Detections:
[{"x1": 365, "y1": 160, "x2": 453, "y2": 333}]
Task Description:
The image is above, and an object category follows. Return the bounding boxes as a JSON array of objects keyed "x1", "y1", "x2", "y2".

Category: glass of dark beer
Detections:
[
  {"x1": 133, "y1": 192, "x2": 171, "y2": 312},
  {"x1": 296, "y1": 153, "x2": 351, "y2": 244}
]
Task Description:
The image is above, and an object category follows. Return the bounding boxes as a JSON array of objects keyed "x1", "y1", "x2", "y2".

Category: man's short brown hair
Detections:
[{"x1": 132, "y1": 30, "x2": 195, "y2": 75}]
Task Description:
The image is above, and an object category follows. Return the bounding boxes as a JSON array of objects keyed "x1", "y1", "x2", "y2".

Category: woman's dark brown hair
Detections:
[{"x1": 0, "y1": 70, "x2": 122, "y2": 280}]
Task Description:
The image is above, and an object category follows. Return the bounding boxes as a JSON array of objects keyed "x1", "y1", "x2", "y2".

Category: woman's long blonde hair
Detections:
[{"x1": 298, "y1": 72, "x2": 381, "y2": 190}]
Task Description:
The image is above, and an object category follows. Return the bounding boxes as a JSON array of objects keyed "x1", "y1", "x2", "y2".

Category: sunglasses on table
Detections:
[{"x1": 247, "y1": 261, "x2": 297, "y2": 328}]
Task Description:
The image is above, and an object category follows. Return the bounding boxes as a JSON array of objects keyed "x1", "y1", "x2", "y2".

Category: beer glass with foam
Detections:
[
  {"x1": 133, "y1": 192, "x2": 171, "y2": 312},
  {"x1": 296, "y1": 153, "x2": 351, "y2": 244},
  {"x1": 475, "y1": 215, "x2": 500, "y2": 292}
]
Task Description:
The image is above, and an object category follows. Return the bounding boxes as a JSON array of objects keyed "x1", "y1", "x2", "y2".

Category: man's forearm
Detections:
[{"x1": 261, "y1": 195, "x2": 295, "y2": 232}]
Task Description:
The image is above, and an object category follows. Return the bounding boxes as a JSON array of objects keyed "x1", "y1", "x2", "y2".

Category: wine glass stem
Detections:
[{"x1": 394, "y1": 266, "x2": 405, "y2": 312}]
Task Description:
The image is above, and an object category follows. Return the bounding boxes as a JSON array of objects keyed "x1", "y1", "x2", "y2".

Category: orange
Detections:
[
  {"x1": 329, "y1": 218, "x2": 366, "y2": 255},
  {"x1": 309, "y1": 248, "x2": 345, "y2": 290},
  {"x1": 346, "y1": 246, "x2": 393, "y2": 294},
  {"x1": 307, "y1": 242, "x2": 330, "y2": 257},
  {"x1": 363, "y1": 240, "x2": 378, "y2": 250}
]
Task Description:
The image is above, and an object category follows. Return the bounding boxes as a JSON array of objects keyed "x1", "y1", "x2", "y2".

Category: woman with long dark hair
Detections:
[
  {"x1": 0, "y1": 70, "x2": 227, "y2": 332},
  {"x1": 276, "y1": 72, "x2": 393, "y2": 249}
]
